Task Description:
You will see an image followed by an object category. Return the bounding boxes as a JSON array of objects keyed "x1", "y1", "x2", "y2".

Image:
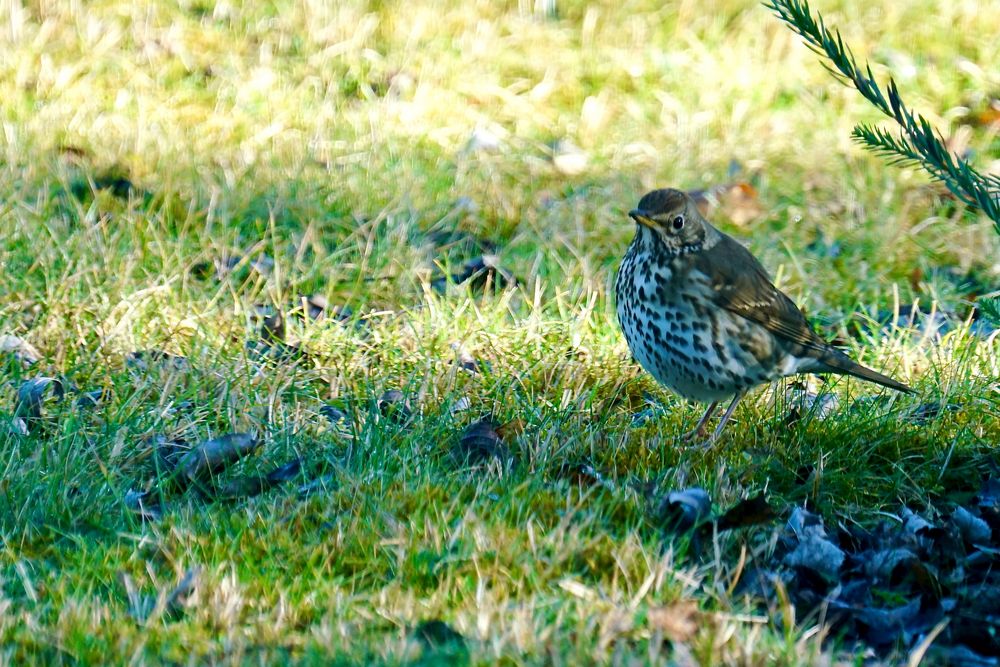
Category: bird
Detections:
[{"x1": 615, "y1": 188, "x2": 913, "y2": 446}]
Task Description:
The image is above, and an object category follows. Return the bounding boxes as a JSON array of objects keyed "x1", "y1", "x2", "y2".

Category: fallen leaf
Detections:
[
  {"x1": 647, "y1": 600, "x2": 701, "y2": 642},
  {"x1": 862, "y1": 547, "x2": 919, "y2": 581},
  {"x1": 465, "y1": 127, "x2": 502, "y2": 154},
  {"x1": 175, "y1": 433, "x2": 261, "y2": 489},
  {"x1": 297, "y1": 473, "x2": 337, "y2": 497},
  {"x1": 688, "y1": 182, "x2": 763, "y2": 226},
  {"x1": 450, "y1": 343, "x2": 486, "y2": 374},
  {"x1": 550, "y1": 138, "x2": 589, "y2": 176},
  {"x1": 440, "y1": 255, "x2": 518, "y2": 293},
  {"x1": 75, "y1": 388, "x2": 110, "y2": 411},
  {"x1": 952, "y1": 506, "x2": 992, "y2": 545},
  {"x1": 319, "y1": 404, "x2": 351, "y2": 427},
  {"x1": 70, "y1": 169, "x2": 144, "y2": 201},
  {"x1": 412, "y1": 619, "x2": 465, "y2": 648},
  {"x1": 14, "y1": 376, "x2": 66, "y2": 430},
  {"x1": 124, "y1": 488, "x2": 163, "y2": 521},
  {"x1": 783, "y1": 385, "x2": 839, "y2": 427},
  {"x1": 959, "y1": 97, "x2": 1000, "y2": 128},
  {"x1": 908, "y1": 401, "x2": 961, "y2": 425},
  {"x1": 717, "y1": 493, "x2": 778, "y2": 531},
  {"x1": 782, "y1": 508, "x2": 845, "y2": 579},
  {"x1": 126, "y1": 350, "x2": 190, "y2": 373},
  {"x1": 162, "y1": 567, "x2": 199, "y2": 620},
  {"x1": 0, "y1": 334, "x2": 41, "y2": 366},
  {"x1": 378, "y1": 389, "x2": 412, "y2": 424},
  {"x1": 831, "y1": 597, "x2": 925, "y2": 648},
  {"x1": 657, "y1": 488, "x2": 712, "y2": 532},
  {"x1": 452, "y1": 417, "x2": 511, "y2": 468},
  {"x1": 216, "y1": 458, "x2": 303, "y2": 500}
]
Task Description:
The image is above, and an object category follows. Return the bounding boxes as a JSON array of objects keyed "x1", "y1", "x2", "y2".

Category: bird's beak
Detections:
[{"x1": 629, "y1": 209, "x2": 656, "y2": 228}]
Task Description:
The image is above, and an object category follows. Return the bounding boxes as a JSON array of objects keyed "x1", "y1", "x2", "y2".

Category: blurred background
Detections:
[{"x1": 1, "y1": 0, "x2": 998, "y2": 316}]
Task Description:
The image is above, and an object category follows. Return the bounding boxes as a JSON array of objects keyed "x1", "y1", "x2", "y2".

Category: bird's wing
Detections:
[{"x1": 693, "y1": 234, "x2": 829, "y2": 354}]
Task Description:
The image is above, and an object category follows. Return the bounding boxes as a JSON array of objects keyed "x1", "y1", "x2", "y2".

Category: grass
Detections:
[{"x1": 0, "y1": 0, "x2": 998, "y2": 663}]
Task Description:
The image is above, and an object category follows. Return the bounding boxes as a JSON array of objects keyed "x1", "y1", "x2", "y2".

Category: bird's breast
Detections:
[{"x1": 616, "y1": 250, "x2": 782, "y2": 401}]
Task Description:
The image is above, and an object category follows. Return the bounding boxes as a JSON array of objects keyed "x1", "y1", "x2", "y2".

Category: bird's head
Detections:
[{"x1": 629, "y1": 189, "x2": 708, "y2": 255}]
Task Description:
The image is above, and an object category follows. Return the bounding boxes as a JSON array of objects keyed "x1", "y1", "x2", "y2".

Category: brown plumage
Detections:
[{"x1": 615, "y1": 188, "x2": 912, "y2": 445}]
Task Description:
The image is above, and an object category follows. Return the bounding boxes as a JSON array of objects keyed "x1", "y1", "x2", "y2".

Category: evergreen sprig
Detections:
[
  {"x1": 979, "y1": 296, "x2": 1000, "y2": 327},
  {"x1": 766, "y1": 0, "x2": 1000, "y2": 232}
]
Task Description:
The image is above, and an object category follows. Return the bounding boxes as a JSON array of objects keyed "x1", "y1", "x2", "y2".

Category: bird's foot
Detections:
[
  {"x1": 679, "y1": 425, "x2": 720, "y2": 450},
  {"x1": 692, "y1": 434, "x2": 720, "y2": 450},
  {"x1": 680, "y1": 425, "x2": 708, "y2": 443}
]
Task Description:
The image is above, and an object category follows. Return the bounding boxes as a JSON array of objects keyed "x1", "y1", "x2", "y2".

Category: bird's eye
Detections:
[{"x1": 671, "y1": 215, "x2": 685, "y2": 231}]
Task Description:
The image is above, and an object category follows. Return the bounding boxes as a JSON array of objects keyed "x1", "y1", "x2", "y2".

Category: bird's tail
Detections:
[{"x1": 819, "y1": 350, "x2": 914, "y2": 394}]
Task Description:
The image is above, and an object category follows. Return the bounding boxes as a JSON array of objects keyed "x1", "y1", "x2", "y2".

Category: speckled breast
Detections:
[{"x1": 615, "y1": 245, "x2": 777, "y2": 402}]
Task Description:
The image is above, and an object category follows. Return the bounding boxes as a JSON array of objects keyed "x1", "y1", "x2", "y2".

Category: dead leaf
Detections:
[
  {"x1": 952, "y1": 506, "x2": 991, "y2": 545},
  {"x1": 216, "y1": 458, "x2": 303, "y2": 500},
  {"x1": 688, "y1": 182, "x2": 763, "y2": 227},
  {"x1": 450, "y1": 343, "x2": 486, "y2": 373},
  {"x1": 959, "y1": 97, "x2": 1000, "y2": 128},
  {"x1": 783, "y1": 385, "x2": 839, "y2": 427},
  {"x1": 378, "y1": 389, "x2": 412, "y2": 424},
  {"x1": 297, "y1": 473, "x2": 337, "y2": 497},
  {"x1": 412, "y1": 619, "x2": 466, "y2": 648},
  {"x1": 782, "y1": 508, "x2": 844, "y2": 579},
  {"x1": 437, "y1": 255, "x2": 518, "y2": 293},
  {"x1": 163, "y1": 567, "x2": 199, "y2": 620},
  {"x1": 550, "y1": 138, "x2": 589, "y2": 176},
  {"x1": 495, "y1": 418, "x2": 525, "y2": 440},
  {"x1": 320, "y1": 403, "x2": 351, "y2": 428},
  {"x1": 452, "y1": 417, "x2": 512, "y2": 468},
  {"x1": 126, "y1": 350, "x2": 189, "y2": 373},
  {"x1": 175, "y1": 433, "x2": 261, "y2": 489},
  {"x1": 716, "y1": 493, "x2": 778, "y2": 531},
  {"x1": 863, "y1": 547, "x2": 919, "y2": 581},
  {"x1": 657, "y1": 488, "x2": 712, "y2": 532},
  {"x1": 0, "y1": 334, "x2": 41, "y2": 366},
  {"x1": 648, "y1": 600, "x2": 701, "y2": 642},
  {"x1": 190, "y1": 253, "x2": 274, "y2": 282},
  {"x1": 70, "y1": 169, "x2": 143, "y2": 201},
  {"x1": 124, "y1": 488, "x2": 163, "y2": 521},
  {"x1": 75, "y1": 388, "x2": 110, "y2": 411},
  {"x1": 14, "y1": 376, "x2": 66, "y2": 430},
  {"x1": 832, "y1": 597, "x2": 925, "y2": 648}
]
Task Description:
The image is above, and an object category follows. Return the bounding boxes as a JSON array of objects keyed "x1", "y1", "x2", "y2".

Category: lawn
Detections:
[{"x1": 1, "y1": 0, "x2": 998, "y2": 664}]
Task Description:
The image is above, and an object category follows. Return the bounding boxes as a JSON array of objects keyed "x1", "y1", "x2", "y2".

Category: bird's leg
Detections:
[
  {"x1": 699, "y1": 391, "x2": 747, "y2": 449},
  {"x1": 682, "y1": 401, "x2": 719, "y2": 442}
]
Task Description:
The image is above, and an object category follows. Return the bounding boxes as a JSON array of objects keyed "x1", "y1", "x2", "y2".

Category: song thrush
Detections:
[{"x1": 615, "y1": 188, "x2": 913, "y2": 446}]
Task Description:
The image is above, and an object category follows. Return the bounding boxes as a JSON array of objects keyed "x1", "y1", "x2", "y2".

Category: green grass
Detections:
[{"x1": 1, "y1": 0, "x2": 998, "y2": 664}]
